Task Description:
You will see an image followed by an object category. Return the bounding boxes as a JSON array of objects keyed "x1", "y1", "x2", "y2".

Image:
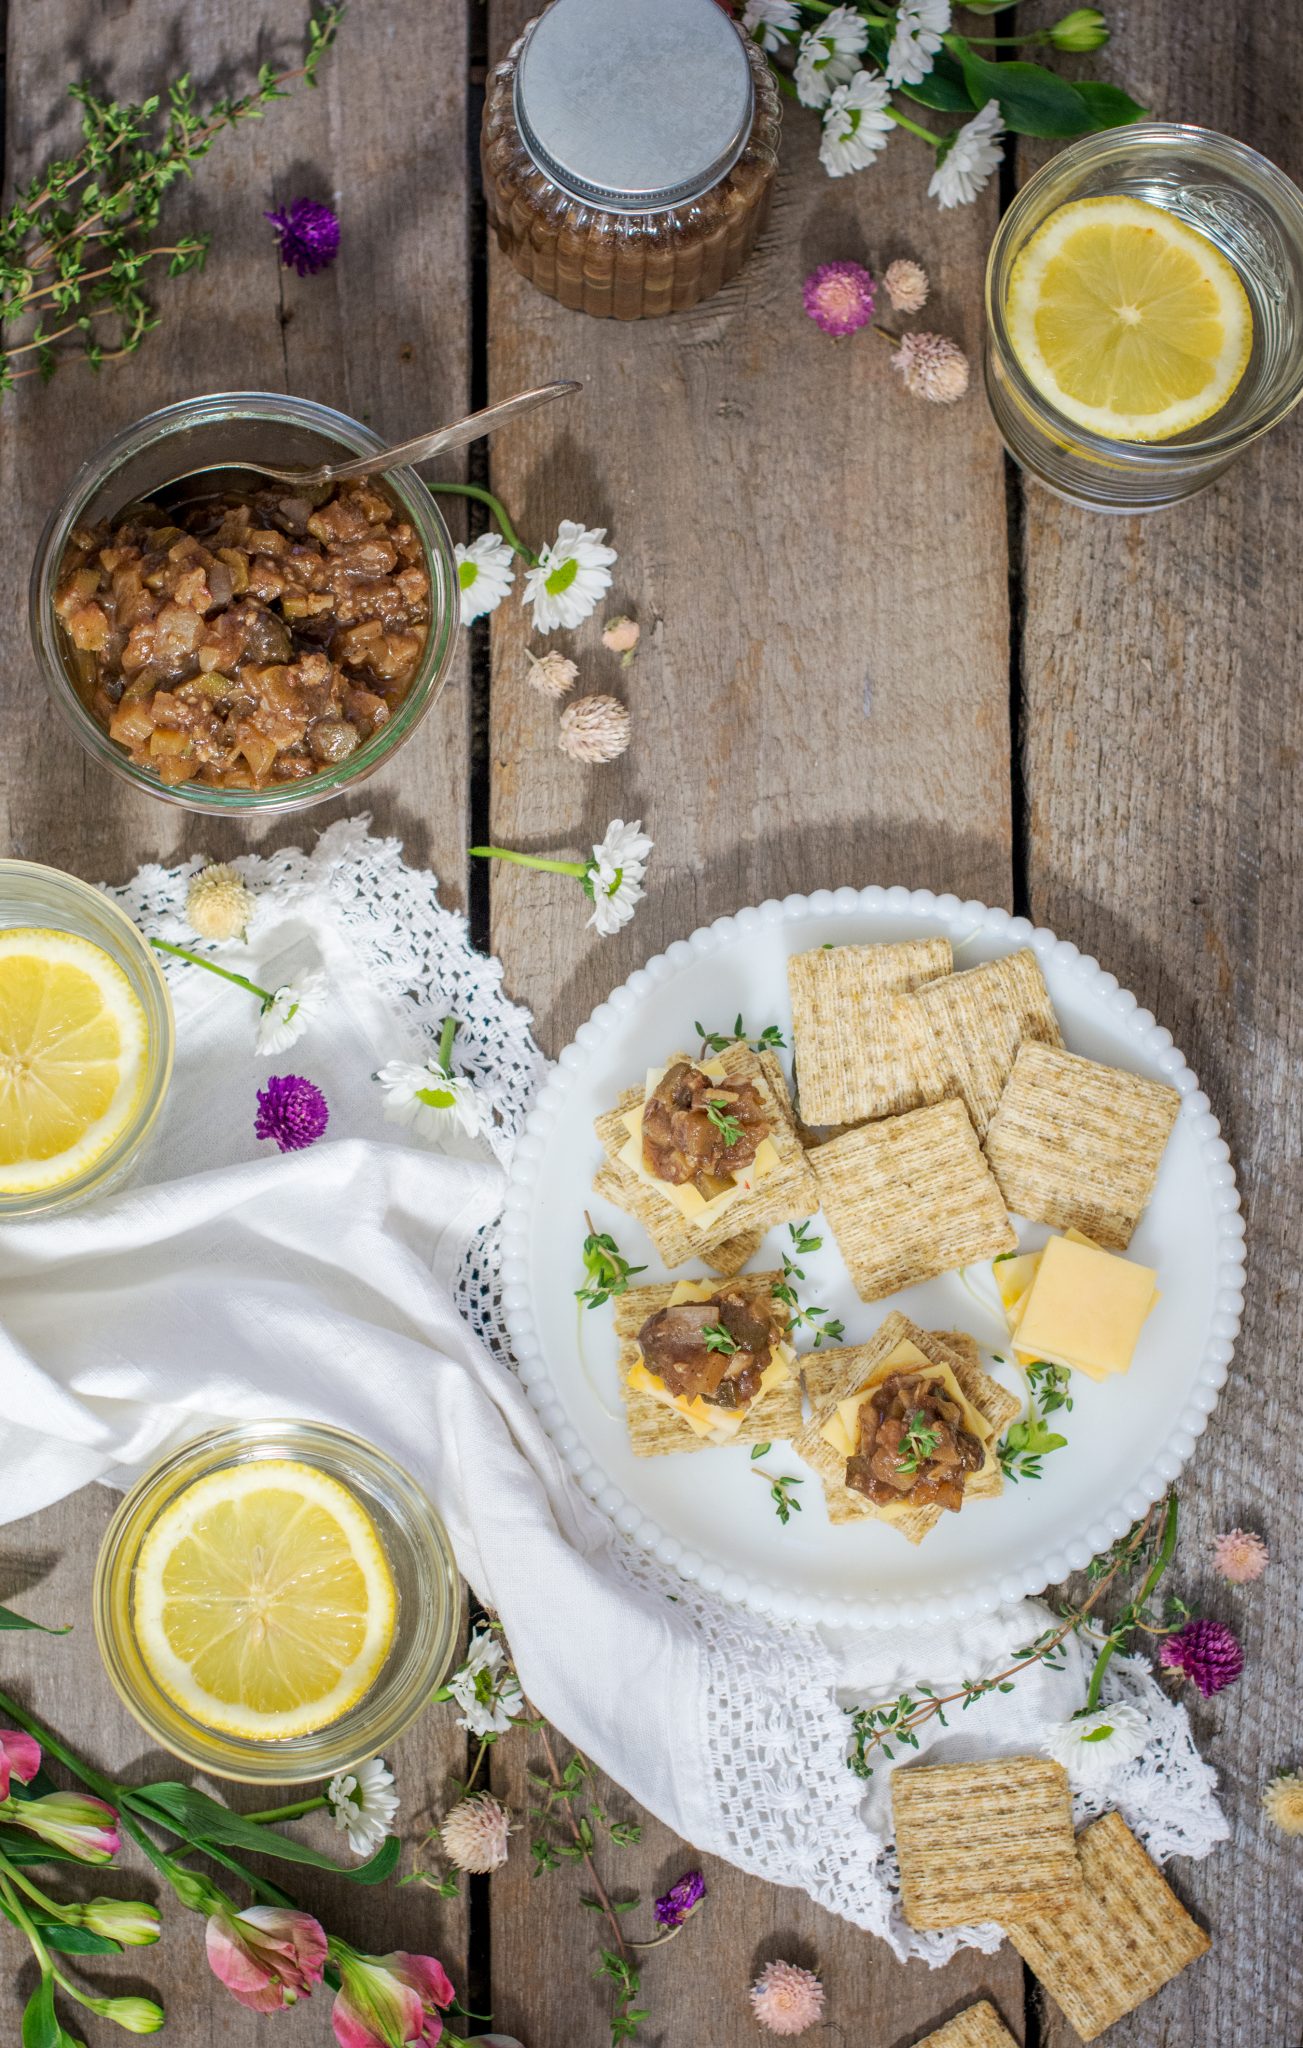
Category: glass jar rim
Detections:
[
  {"x1": 29, "y1": 391, "x2": 459, "y2": 815},
  {"x1": 986, "y1": 123, "x2": 1303, "y2": 467}
]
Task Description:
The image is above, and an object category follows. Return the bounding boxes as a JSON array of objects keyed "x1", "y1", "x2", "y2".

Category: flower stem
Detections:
[
  {"x1": 767, "y1": 60, "x2": 799, "y2": 100},
  {"x1": 437, "y1": 1014, "x2": 458, "y2": 1079},
  {"x1": 464, "y1": 1738, "x2": 491, "y2": 1795},
  {"x1": 888, "y1": 106, "x2": 945, "y2": 145},
  {"x1": 0, "y1": 1868, "x2": 55, "y2": 1976},
  {"x1": 1084, "y1": 1490, "x2": 1180, "y2": 1712},
  {"x1": 239, "y1": 1795, "x2": 328, "y2": 1826},
  {"x1": 467, "y1": 846, "x2": 588, "y2": 878},
  {"x1": 428, "y1": 482, "x2": 538, "y2": 565},
  {"x1": 149, "y1": 938, "x2": 273, "y2": 1004},
  {"x1": 535, "y1": 1719, "x2": 629, "y2": 1963},
  {"x1": 0, "y1": 1849, "x2": 70, "y2": 1922},
  {"x1": 0, "y1": 1687, "x2": 119, "y2": 1806}
]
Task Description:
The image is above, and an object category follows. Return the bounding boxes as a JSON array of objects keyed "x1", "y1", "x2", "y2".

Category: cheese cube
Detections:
[{"x1": 1013, "y1": 1235, "x2": 1157, "y2": 1380}]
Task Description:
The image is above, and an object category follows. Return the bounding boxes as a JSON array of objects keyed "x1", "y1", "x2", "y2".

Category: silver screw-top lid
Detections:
[{"x1": 514, "y1": 0, "x2": 756, "y2": 215}]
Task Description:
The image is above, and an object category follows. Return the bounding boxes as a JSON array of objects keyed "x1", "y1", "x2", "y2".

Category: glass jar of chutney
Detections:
[{"x1": 482, "y1": 0, "x2": 781, "y2": 321}]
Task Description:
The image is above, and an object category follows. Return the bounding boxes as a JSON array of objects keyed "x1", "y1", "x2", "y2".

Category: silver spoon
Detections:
[{"x1": 163, "y1": 381, "x2": 581, "y2": 493}]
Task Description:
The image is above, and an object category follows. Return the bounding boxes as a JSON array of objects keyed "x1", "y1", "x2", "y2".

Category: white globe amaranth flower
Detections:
[
  {"x1": 794, "y1": 4, "x2": 869, "y2": 107},
  {"x1": 742, "y1": 0, "x2": 799, "y2": 52},
  {"x1": 820, "y1": 69, "x2": 894, "y2": 179},
  {"x1": 327, "y1": 1757, "x2": 400, "y2": 1858},
  {"x1": 255, "y1": 970, "x2": 327, "y2": 1055},
  {"x1": 586, "y1": 818, "x2": 653, "y2": 936},
  {"x1": 1041, "y1": 1701, "x2": 1151, "y2": 1786},
  {"x1": 928, "y1": 99, "x2": 1004, "y2": 208},
  {"x1": 455, "y1": 532, "x2": 515, "y2": 627},
  {"x1": 523, "y1": 520, "x2": 617, "y2": 632},
  {"x1": 376, "y1": 1058, "x2": 482, "y2": 1142},
  {"x1": 447, "y1": 1630, "x2": 524, "y2": 1739},
  {"x1": 440, "y1": 1792, "x2": 513, "y2": 1874},
  {"x1": 886, "y1": 0, "x2": 951, "y2": 89}
]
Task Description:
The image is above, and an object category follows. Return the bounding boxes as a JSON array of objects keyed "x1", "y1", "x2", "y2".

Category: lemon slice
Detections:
[
  {"x1": 0, "y1": 928, "x2": 148, "y2": 1193},
  {"x1": 133, "y1": 1462, "x2": 397, "y2": 1740},
  {"x1": 1006, "y1": 195, "x2": 1253, "y2": 442}
]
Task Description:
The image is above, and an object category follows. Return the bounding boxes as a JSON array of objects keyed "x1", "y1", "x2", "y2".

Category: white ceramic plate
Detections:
[{"x1": 501, "y1": 888, "x2": 1245, "y2": 1627}]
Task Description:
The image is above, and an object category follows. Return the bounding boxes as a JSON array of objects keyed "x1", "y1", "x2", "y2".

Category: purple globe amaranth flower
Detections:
[
  {"x1": 803, "y1": 260, "x2": 875, "y2": 337},
  {"x1": 266, "y1": 197, "x2": 341, "y2": 276},
  {"x1": 654, "y1": 1869, "x2": 706, "y2": 1929},
  {"x1": 1159, "y1": 1616, "x2": 1245, "y2": 1698},
  {"x1": 255, "y1": 1074, "x2": 329, "y2": 1153}
]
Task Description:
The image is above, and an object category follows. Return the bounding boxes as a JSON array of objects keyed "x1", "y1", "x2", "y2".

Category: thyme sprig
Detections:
[
  {"x1": 700, "y1": 1322, "x2": 740, "y2": 1356},
  {"x1": 0, "y1": 6, "x2": 344, "y2": 395},
  {"x1": 694, "y1": 1014, "x2": 787, "y2": 1057},
  {"x1": 896, "y1": 1411, "x2": 942, "y2": 1477},
  {"x1": 704, "y1": 1097, "x2": 743, "y2": 1147},
  {"x1": 998, "y1": 1358, "x2": 1072, "y2": 1481},
  {"x1": 577, "y1": 1214, "x2": 647, "y2": 1310},
  {"x1": 771, "y1": 1221, "x2": 846, "y2": 1348},
  {"x1": 846, "y1": 1494, "x2": 1178, "y2": 1775},
  {"x1": 749, "y1": 1460, "x2": 804, "y2": 1525}
]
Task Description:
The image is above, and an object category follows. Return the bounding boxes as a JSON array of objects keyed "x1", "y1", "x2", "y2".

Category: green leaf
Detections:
[
  {"x1": 21, "y1": 1979, "x2": 61, "y2": 2048},
  {"x1": 950, "y1": 39, "x2": 1095, "y2": 135},
  {"x1": 127, "y1": 1783, "x2": 399, "y2": 1883},
  {"x1": 0, "y1": 1824, "x2": 84, "y2": 1865},
  {"x1": 1071, "y1": 79, "x2": 1149, "y2": 128},
  {"x1": 0, "y1": 1601, "x2": 70, "y2": 1634}
]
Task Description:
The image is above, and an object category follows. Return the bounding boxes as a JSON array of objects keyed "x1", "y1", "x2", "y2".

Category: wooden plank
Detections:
[
  {"x1": 0, "y1": 0, "x2": 472, "y2": 909},
  {"x1": 0, "y1": 1, "x2": 474, "y2": 2038},
  {"x1": 483, "y1": 6, "x2": 1023, "y2": 2040},
  {"x1": 1017, "y1": 11, "x2": 1303, "y2": 2046}
]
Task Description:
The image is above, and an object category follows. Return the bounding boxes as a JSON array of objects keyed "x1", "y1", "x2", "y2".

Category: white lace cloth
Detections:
[{"x1": 0, "y1": 824, "x2": 1226, "y2": 1962}]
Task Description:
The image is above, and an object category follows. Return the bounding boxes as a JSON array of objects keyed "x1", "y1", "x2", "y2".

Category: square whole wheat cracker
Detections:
[
  {"x1": 983, "y1": 1042, "x2": 1180, "y2": 1252},
  {"x1": 794, "y1": 1314, "x2": 1019, "y2": 1540},
  {"x1": 811, "y1": 1097, "x2": 1015, "y2": 1302},
  {"x1": 893, "y1": 948, "x2": 1063, "y2": 1140},
  {"x1": 1001, "y1": 1810, "x2": 1210, "y2": 2041},
  {"x1": 915, "y1": 2002, "x2": 1019, "y2": 2048},
  {"x1": 612, "y1": 1269, "x2": 801, "y2": 1456},
  {"x1": 593, "y1": 1045, "x2": 817, "y2": 1271},
  {"x1": 892, "y1": 1756, "x2": 1081, "y2": 1931},
  {"x1": 787, "y1": 937, "x2": 953, "y2": 1128}
]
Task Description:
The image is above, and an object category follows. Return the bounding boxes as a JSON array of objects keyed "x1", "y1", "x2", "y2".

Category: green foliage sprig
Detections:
[
  {"x1": 771, "y1": 1222, "x2": 846, "y2": 1348},
  {"x1": 0, "y1": 4, "x2": 344, "y2": 396}
]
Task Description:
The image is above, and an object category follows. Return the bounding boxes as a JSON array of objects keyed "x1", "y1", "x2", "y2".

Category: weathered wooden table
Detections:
[{"x1": 1, "y1": 2, "x2": 1299, "y2": 2042}]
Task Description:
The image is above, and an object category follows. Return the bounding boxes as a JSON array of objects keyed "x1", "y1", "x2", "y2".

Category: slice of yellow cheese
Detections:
[
  {"x1": 817, "y1": 1339, "x2": 999, "y2": 1521},
  {"x1": 627, "y1": 1278, "x2": 795, "y2": 1445},
  {"x1": 1012, "y1": 1233, "x2": 1158, "y2": 1380},
  {"x1": 1001, "y1": 1229, "x2": 1115, "y2": 1339},
  {"x1": 615, "y1": 1060, "x2": 779, "y2": 1230}
]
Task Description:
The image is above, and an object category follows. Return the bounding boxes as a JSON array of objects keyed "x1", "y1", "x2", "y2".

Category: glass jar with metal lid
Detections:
[{"x1": 482, "y1": 0, "x2": 781, "y2": 320}]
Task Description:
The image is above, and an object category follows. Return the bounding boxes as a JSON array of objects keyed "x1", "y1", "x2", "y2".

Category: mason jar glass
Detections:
[
  {"x1": 0, "y1": 860, "x2": 174, "y2": 1219},
  {"x1": 30, "y1": 392, "x2": 459, "y2": 813},
  {"x1": 985, "y1": 125, "x2": 1303, "y2": 511},
  {"x1": 94, "y1": 1420, "x2": 461, "y2": 1783}
]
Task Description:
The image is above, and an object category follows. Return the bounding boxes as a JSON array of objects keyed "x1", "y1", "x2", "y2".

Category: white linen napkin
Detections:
[{"x1": 0, "y1": 824, "x2": 1226, "y2": 1961}]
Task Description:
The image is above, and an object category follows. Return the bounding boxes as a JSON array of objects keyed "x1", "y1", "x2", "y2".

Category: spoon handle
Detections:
[{"x1": 313, "y1": 381, "x2": 582, "y2": 484}]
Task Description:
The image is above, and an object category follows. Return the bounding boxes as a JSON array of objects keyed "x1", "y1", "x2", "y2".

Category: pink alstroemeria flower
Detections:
[
  {"x1": 206, "y1": 1903, "x2": 329, "y2": 2013},
  {"x1": 0, "y1": 1789, "x2": 120, "y2": 1862},
  {"x1": 332, "y1": 1948, "x2": 456, "y2": 2048},
  {"x1": 0, "y1": 1728, "x2": 41, "y2": 1801}
]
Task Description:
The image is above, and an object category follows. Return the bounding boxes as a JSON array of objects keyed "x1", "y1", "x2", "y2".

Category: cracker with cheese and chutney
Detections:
[
  {"x1": 984, "y1": 1042, "x2": 1179, "y2": 1250},
  {"x1": 593, "y1": 1043, "x2": 817, "y2": 1271},
  {"x1": 892, "y1": 947, "x2": 1063, "y2": 1140},
  {"x1": 613, "y1": 1270, "x2": 800, "y2": 1454},
  {"x1": 811, "y1": 1096, "x2": 1016, "y2": 1302},
  {"x1": 794, "y1": 1312, "x2": 1020, "y2": 1541},
  {"x1": 786, "y1": 936, "x2": 953, "y2": 1127}
]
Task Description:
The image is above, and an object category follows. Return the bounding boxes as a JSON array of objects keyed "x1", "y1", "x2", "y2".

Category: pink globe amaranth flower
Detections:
[
  {"x1": 0, "y1": 1789, "x2": 120, "y2": 1863},
  {"x1": 1159, "y1": 1616, "x2": 1245, "y2": 1698},
  {"x1": 1211, "y1": 1528, "x2": 1268, "y2": 1584},
  {"x1": 750, "y1": 1959, "x2": 825, "y2": 2036},
  {"x1": 332, "y1": 1949, "x2": 456, "y2": 2048},
  {"x1": 206, "y1": 1903, "x2": 329, "y2": 2013},
  {"x1": 0, "y1": 1728, "x2": 41, "y2": 1801},
  {"x1": 803, "y1": 260, "x2": 875, "y2": 338}
]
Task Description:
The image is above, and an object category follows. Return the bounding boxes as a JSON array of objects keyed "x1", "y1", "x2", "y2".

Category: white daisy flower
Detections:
[
  {"x1": 255, "y1": 970, "x2": 327, "y2": 1055},
  {"x1": 820, "y1": 70, "x2": 895, "y2": 178},
  {"x1": 523, "y1": 521, "x2": 617, "y2": 633},
  {"x1": 742, "y1": 0, "x2": 800, "y2": 52},
  {"x1": 1041, "y1": 1702, "x2": 1151, "y2": 1786},
  {"x1": 455, "y1": 532, "x2": 515, "y2": 627},
  {"x1": 447, "y1": 1630, "x2": 524, "y2": 1740},
  {"x1": 886, "y1": 0, "x2": 951, "y2": 88},
  {"x1": 794, "y1": 4, "x2": 869, "y2": 107},
  {"x1": 327, "y1": 1757, "x2": 400, "y2": 1858},
  {"x1": 586, "y1": 818, "x2": 653, "y2": 937},
  {"x1": 928, "y1": 98, "x2": 1004, "y2": 209},
  {"x1": 376, "y1": 1057, "x2": 482, "y2": 1142}
]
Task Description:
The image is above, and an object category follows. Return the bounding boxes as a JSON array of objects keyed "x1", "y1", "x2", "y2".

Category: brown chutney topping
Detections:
[
  {"x1": 844, "y1": 1371, "x2": 986, "y2": 1515},
  {"x1": 54, "y1": 479, "x2": 430, "y2": 790},
  {"x1": 640, "y1": 1061, "x2": 771, "y2": 1197},
  {"x1": 636, "y1": 1289, "x2": 781, "y2": 1411}
]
